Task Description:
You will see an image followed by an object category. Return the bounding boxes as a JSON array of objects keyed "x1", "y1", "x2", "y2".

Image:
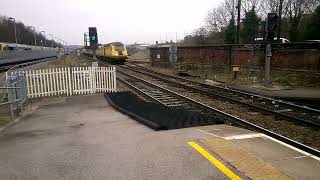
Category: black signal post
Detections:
[
  {"x1": 89, "y1": 27, "x2": 98, "y2": 59},
  {"x1": 266, "y1": 13, "x2": 278, "y2": 42},
  {"x1": 264, "y1": 13, "x2": 278, "y2": 87}
]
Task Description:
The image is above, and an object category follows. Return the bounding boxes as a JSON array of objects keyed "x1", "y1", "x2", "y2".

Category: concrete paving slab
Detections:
[
  {"x1": 200, "y1": 138, "x2": 292, "y2": 180},
  {"x1": 196, "y1": 125, "x2": 320, "y2": 180},
  {"x1": 232, "y1": 137, "x2": 320, "y2": 180},
  {"x1": 231, "y1": 137, "x2": 303, "y2": 161},
  {"x1": 272, "y1": 156, "x2": 320, "y2": 180},
  {"x1": 198, "y1": 124, "x2": 254, "y2": 137}
]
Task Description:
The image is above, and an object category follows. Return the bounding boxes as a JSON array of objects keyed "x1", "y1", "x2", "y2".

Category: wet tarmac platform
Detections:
[{"x1": 0, "y1": 94, "x2": 318, "y2": 179}]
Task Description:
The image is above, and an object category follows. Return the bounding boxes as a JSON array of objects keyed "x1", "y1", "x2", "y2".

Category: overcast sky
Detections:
[{"x1": 1, "y1": 0, "x2": 223, "y2": 45}]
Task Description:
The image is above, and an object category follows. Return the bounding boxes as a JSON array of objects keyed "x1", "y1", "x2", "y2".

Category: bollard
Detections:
[{"x1": 231, "y1": 65, "x2": 240, "y2": 80}]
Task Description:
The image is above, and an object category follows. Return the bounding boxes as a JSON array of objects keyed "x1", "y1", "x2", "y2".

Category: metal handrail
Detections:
[
  {"x1": 0, "y1": 97, "x2": 22, "y2": 106},
  {"x1": 0, "y1": 57, "x2": 53, "y2": 99},
  {"x1": 0, "y1": 87, "x2": 21, "y2": 89},
  {"x1": 0, "y1": 73, "x2": 27, "y2": 119}
]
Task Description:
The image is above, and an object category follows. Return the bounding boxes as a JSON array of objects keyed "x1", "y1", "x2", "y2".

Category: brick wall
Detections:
[{"x1": 150, "y1": 45, "x2": 320, "y2": 70}]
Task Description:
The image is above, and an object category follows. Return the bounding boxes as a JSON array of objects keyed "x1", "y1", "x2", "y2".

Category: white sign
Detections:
[
  {"x1": 157, "y1": 54, "x2": 161, "y2": 59},
  {"x1": 92, "y1": 62, "x2": 98, "y2": 67},
  {"x1": 84, "y1": 72, "x2": 90, "y2": 78}
]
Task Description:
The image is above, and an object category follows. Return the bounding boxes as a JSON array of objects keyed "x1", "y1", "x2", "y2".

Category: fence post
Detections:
[
  {"x1": 89, "y1": 67, "x2": 93, "y2": 94},
  {"x1": 19, "y1": 77, "x2": 23, "y2": 112},
  {"x1": 68, "y1": 67, "x2": 72, "y2": 96},
  {"x1": 25, "y1": 70, "x2": 30, "y2": 98},
  {"x1": 7, "y1": 80, "x2": 14, "y2": 120},
  {"x1": 113, "y1": 67, "x2": 116, "y2": 92}
]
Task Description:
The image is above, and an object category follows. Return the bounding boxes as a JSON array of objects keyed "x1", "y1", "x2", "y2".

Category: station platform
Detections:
[{"x1": 0, "y1": 94, "x2": 318, "y2": 179}]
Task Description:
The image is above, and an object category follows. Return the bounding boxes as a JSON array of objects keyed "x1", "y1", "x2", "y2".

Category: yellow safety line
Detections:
[{"x1": 188, "y1": 141, "x2": 242, "y2": 180}]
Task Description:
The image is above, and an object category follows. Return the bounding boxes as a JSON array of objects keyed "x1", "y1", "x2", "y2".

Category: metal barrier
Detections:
[
  {"x1": 0, "y1": 50, "x2": 57, "y2": 65},
  {"x1": 0, "y1": 71, "x2": 27, "y2": 119},
  {"x1": 0, "y1": 57, "x2": 55, "y2": 99},
  {"x1": 0, "y1": 49, "x2": 60, "y2": 121}
]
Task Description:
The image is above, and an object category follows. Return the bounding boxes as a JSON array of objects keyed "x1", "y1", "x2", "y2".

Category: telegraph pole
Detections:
[
  {"x1": 236, "y1": 0, "x2": 241, "y2": 44},
  {"x1": 277, "y1": 0, "x2": 283, "y2": 41}
]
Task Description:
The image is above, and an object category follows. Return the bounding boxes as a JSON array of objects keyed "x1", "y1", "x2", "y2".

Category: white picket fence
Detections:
[{"x1": 25, "y1": 66, "x2": 116, "y2": 98}]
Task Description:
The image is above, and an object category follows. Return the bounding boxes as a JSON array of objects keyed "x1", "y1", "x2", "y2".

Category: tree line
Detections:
[
  {"x1": 182, "y1": 0, "x2": 320, "y2": 45},
  {"x1": 0, "y1": 15, "x2": 62, "y2": 48}
]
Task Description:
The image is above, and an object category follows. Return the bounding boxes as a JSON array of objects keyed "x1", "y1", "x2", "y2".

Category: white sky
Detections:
[{"x1": 0, "y1": 0, "x2": 223, "y2": 45}]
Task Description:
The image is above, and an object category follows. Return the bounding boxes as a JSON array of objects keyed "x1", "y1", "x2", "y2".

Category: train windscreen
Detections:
[{"x1": 114, "y1": 44, "x2": 125, "y2": 51}]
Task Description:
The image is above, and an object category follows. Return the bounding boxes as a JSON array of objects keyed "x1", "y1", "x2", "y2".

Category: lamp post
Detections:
[
  {"x1": 62, "y1": 40, "x2": 68, "y2": 53},
  {"x1": 8, "y1": 17, "x2": 17, "y2": 48},
  {"x1": 60, "y1": 39, "x2": 65, "y2": 53},
  {"x1": 277, "y1": 0, "x2": 284, "y2": 41},
  {"x1": 41, "y1": 31, "x2": 47, "y2": 47},
  {"x1": 49, "y1": 34, "x2": 54, "y2": 47},
  {"x1": 59, "y1": 38, "x2": 63, "y2": 48},
  {"x1": 55, "y1": 37, "x2": 60, "y2": 47},
  {"x1": 28, "y1": 26, "x2": 37, "y2": 46},
  {"x1": 236, "y1": 0, "x2": 241, "y2": 44},
  {"x1": 84, "y1": 32, "x2": 89, "y2": 47}
]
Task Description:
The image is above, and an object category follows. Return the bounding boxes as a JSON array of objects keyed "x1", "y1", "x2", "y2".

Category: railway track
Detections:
[
  {"x1": 115, "y1": 67, "x2": 320, "y2": 157},
  {"x1": 117, "y1": 76, "x2": 189, "y2": 107},
  {"x1": 122, "y1": 62, "x2": 320, "y2": 128},
  {"x1": 92, "y1": 58, "x2": 320, "y2": 156}
]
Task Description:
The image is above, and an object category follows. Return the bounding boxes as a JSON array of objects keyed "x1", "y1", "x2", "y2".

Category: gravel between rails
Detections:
[{"x1": 117, "y1": 66, "x2": 320, "y2": 150}]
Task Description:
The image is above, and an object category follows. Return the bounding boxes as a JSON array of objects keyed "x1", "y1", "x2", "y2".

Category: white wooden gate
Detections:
[
  {"x1": 26, "y1": 66, "x2": 116, "y2": 98},
  {"x1": 72, "y1": 67, "x2": 93, "y2": 95}
]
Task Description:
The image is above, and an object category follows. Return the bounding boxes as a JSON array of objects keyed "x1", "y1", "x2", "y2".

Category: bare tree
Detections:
[
  {"x1": 205, "y1": 0, "x2": 236, "y2": 32},
  {"x1": 188, "y1": 0, "x2": 320, "y2": 44},
  {"x1": 281, "y1": 0, "x2": 319, "y2": 41},
  {"x1": 260, "y1": 0, "x2": 280, "y2": 14},
  {"x1": 241, "y1": 0, "x2": 264, "y2": 17},
  {"x1": 260, "y1": 0, "x2": 318, "y2": 16},
  {"x1": 283, "y1": 0, "x2": 319, "y2": 17}
]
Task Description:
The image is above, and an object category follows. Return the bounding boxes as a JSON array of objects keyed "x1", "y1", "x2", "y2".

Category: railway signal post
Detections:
[
  {"x1": 169, "y1": 44, "x2": 177, "y2": 68},
  {"x1": 264, "y1": 13, "x2": 278, "y2": 87},
  {"x1": 89, "y1": 27, "x2": 98, "y2": 60}
]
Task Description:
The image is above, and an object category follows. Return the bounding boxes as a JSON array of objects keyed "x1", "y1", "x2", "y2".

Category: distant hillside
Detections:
[{"x1": 66, "y1": 45, "x2": 83, "y2": 50}]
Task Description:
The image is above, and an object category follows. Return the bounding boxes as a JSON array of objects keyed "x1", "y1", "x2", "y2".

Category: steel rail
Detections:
[
  {"x1": 119, "y1": 65, "x2": 320, "y2": 127},
  {"x1": 117, "y1": 68, "x2": 320, "y2": 157},
  {"x1": 117, "y1": 76, "x2": 171, "y2": 106},
  {"x1": 128, "y1": 62, "x2": 320, "y2": 114}
]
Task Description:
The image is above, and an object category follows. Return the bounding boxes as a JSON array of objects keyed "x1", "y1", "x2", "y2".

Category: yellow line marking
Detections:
[{"x1": 188, "y1": 141, "x2": 242, "y2": 180}]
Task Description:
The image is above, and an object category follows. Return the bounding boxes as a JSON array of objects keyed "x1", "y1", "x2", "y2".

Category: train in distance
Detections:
[{"x1": 83, "y1": 42, "x2": 128, "y2": 64}]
